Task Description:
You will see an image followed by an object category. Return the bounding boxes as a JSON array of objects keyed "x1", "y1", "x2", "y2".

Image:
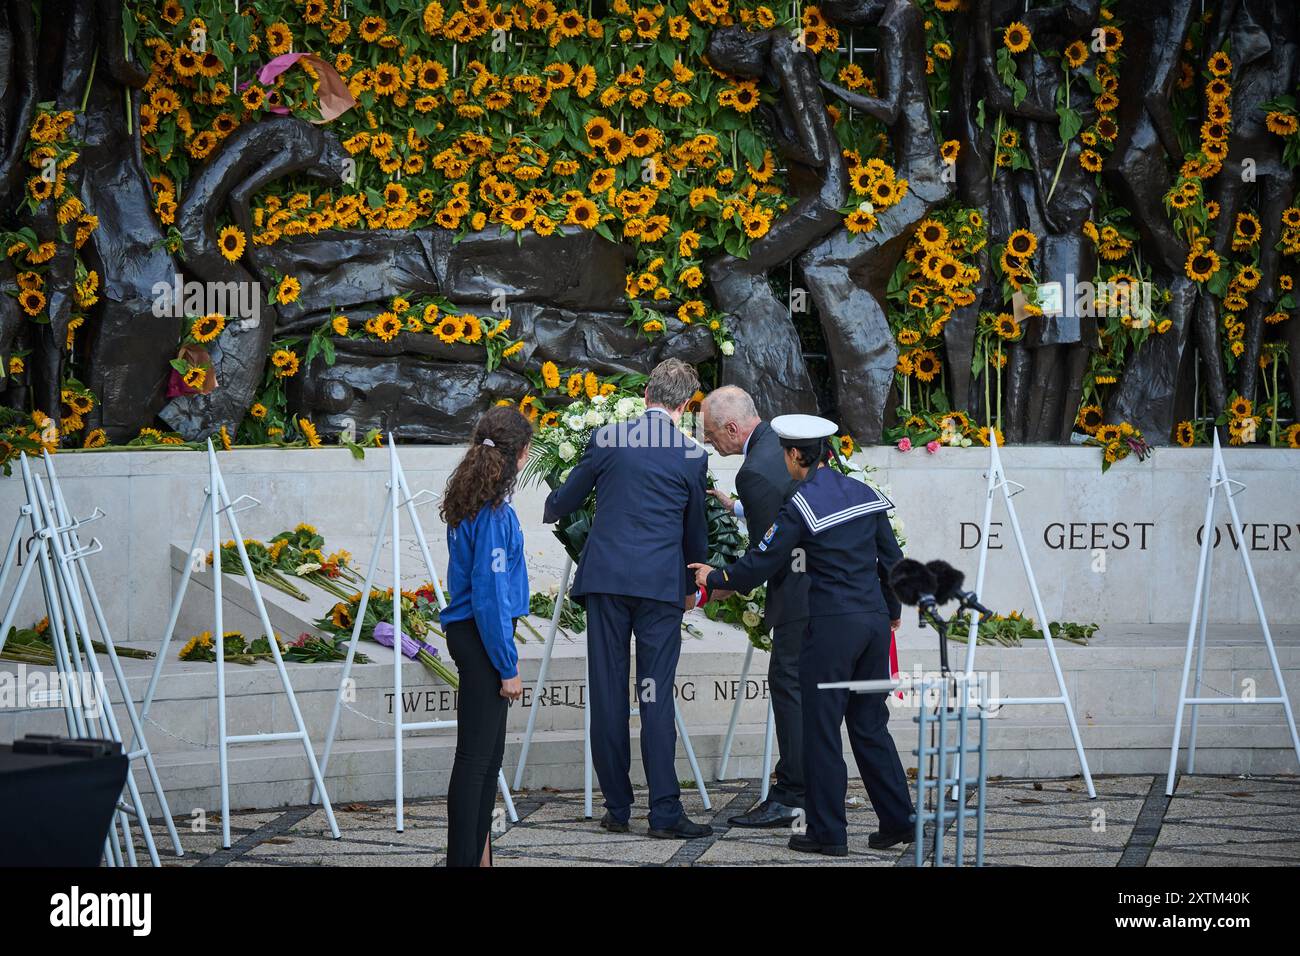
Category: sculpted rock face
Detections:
[
  {"x1": 160, "y1": 117, "x2": 348, "y2": 439},
  {"x1": 807, "y1": 0, "x2": 953, "y2": 442},
  {"x1": 286, "y1": 353, "x2": 531, "y2": 443}
]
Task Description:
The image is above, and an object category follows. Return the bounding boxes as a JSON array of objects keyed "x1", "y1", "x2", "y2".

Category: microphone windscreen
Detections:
[
  {"x1": 889, "y1": 558, "x2": 936, "y2": 606},
  {"x1": 926, "y1": 560, "x2": 966, "y2": 605}
]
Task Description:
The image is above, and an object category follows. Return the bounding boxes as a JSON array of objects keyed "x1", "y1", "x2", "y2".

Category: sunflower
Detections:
[
  {"x1": 461, "y1": 314, "x2": 483, "y2": 343},
  {"x1": 916, "y1": 219, "x2": 948, "y2": 249},
  {"x1": 975, "y1": 426, "x2": 1005, "y2": 447},
  {"x1": 941, "y1": 140, "x2": 960, "y2": 164},
  {"x1": 1207, "y1": 51, "x2": 1232, "y2": 77},
  {"x1": 1096, "y1": 424, "x2": 1122, "y2": 444},
  {"x1": 565, "y1": 197, "x2": 599, "y2": 229},
  {"x1": 277, "y1": 276, "x2": 302, "y2": 304},
  {"x1": 1174, "y1": 421, "x2": 1195, "y2": 447},
  {"x1": 1003, "y1": 21, "x2": 1031, "y2": 54},
  {"x1": 1285, "y1": 423, "x2": 1300, "y2": 449},
  {"x1": 270, "y1": 349, "x2": 300, "y2": 378},
  {"x1": 845, "y1": 209, "x2": 877, "y2": 234},
  {"x1": 300, "y1": 418, "x2": 322, "y2": 448},
  {"x1": 1006, "y1": 228, "x2": 1038, "y2": 258},
  {"x1": 995, "y1": 313, "x2": 1021, "y2": 340},
  {"x1": 999, "y1": 128, "x2": 1020, "y2": 150},
  {"x1": 541, "y1": 361, "x2": 560, "y2": 389},
  {"x1": 1267, "y1": 112, "x2": 1299, "y2": 137},
  {"x1": 1076, "y1": 404, "x2": 1104, "y2": 435},
  {"x1": 1184, "y1": 249, "x2": 1220, "y2": 282},
  {"x1": 1065, "y1": 40, "x2": 1088, "y2": 68},
  {"x1": 217, "y1": 225, "x2": 246, "y2": 262},
  {"x1": 18, "y1": 289, "x2": 45, "y2": 316},
  {"x1": 1229, "y1": 395, "x2": 1253, "y2": 419},
  {"x1": 191, "y1": 313, "x2": 225, "y2": 343},
  {"x1": 1080, "y1": 150, "x2": 1103, "y2": 173},
  {"x1": 912, "y1": 350, "x2": 941, "y2": 382},
  {"x1": 435, "y1": 315, "x2": 461, "y2": 343}
]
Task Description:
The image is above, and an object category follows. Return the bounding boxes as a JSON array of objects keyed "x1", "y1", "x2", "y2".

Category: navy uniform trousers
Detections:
[
  {"x1": 585, "y1": 593, "x2": 685, "y2": 830},
  {"x1": 801, "y1": 610, "x2": 913, "y2": 846}
]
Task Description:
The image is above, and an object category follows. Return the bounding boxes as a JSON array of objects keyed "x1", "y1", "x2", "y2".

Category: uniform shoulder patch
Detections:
[{"x1": 757, "y1": 522, "x2": 778, "y2": 552}]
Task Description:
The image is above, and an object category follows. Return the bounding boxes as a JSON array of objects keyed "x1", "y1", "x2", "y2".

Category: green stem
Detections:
[{"x1": 1045, "y1": 65, "x2": 1070, "y2": 205}]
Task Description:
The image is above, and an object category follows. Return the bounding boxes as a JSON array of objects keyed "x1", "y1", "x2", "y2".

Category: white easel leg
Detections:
[
  {"x1": 675, "y1": 698, "x2": 712, "y2": 810},
  {"x1": 513, "y1": 556, "x2": 573, "y2": 791},
  {"x1": 716, "y1": 641, "x2": 755, "y2": 781},
  {"x1": 1003, "y1": 486, "x2": 1095, "y2": 798},
  {"x1": 497, "y1": 770, "x2": 518, "y2": 822},
  {"x1": 1221, "y1": 459, "x2": 1300, "y2": 767},
  {"x1": 1186, "y1": 546, "x2": 1214, "y2": 773},
  {"x1": 389, "y1": 447, "x2": 405, "y2": 833},
  {"x1": 1166, "y1": 475, "x2": 1217, "y2": 795},
  {"x1": 314, "y1": 506, "x2": 390, "y2": 800},
  {"x1": 209, "y1": 459, "x2": 231, "y2": 849}
]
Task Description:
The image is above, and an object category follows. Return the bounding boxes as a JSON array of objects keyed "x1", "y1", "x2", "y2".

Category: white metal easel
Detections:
[
  {"x1": 0, "y1": 453, "x2": 181, "y2": 865},
  {"x1": 1166, "y1": 432, "x2": 1300, "y2": 794},
  {"x1": 960, "y1": 432, "x2": 1096, "y2": 798},
  {"x1": 142, "y1": 440, "x2": 341, "y2": 848},
  {"x1": 714, "y1": 641, "x2": 776, "y2": 802},
  {"x1": 512, "y1": 556, "x2": 713, "y2": 818},
  {"x1": 313, "y1": 438, "x2": 517, "y2": 831}
]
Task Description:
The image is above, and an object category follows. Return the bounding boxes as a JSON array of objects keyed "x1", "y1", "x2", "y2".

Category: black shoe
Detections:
[
  {"x1": 868, "y1": 828, "x2": 915, "y2": 850},
  {"x1": 788, "y1": 833, "x2": 848, "y2": 857},
  {"x1": 647, "y1": 815, "x2": 713, "y2": 840},
  {"x1": 599, "y1": 812, "x2": 629, "y2": 833},
  {"x1": 728, "y1": 800, "x2": 802, "y2": 829}
]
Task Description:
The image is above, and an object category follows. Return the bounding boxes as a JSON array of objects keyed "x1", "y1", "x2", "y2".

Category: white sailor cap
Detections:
[{"x1": 771, "y1": 413, "x2": 839, "y2": 445}]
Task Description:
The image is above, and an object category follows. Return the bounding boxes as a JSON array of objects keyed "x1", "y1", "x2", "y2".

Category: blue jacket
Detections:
[
  {"x1": 706, "y1": 465, "x2": 903, "y2": 620},
  {"x1": 544, "y1": 408, "x2": 709, "y2": 606},
  {"x1": 441, "y1": 501, "x2": 529, "y2": 680}
]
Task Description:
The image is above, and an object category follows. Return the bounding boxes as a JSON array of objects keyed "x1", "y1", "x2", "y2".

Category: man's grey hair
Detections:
[
  {"x1": 701, "y1": 385, "x2": 759, "y2": 427},
  {"x1": 645, "y1": 358, "x2": 700, "y2": 410}
]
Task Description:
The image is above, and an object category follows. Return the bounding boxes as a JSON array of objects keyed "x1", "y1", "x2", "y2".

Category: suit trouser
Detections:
[
  {"x1": 767, "y1": 616, "x2": 807, "y2": 808},
  {"x1": 444, "y1": 619, "x2": 510, "y2": 866},
  {"x1": 585, "y1": 592, "x2": 685, "y2": 830},
  {"x1": 801, "y1": 610, "x2": 913, "y2": 846}
]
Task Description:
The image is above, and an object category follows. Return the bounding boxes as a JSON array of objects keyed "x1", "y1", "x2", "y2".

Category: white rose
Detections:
[
  {"x1": 720, "y1": 341, "x2": 735, "y2": 355},
  {"x1": 591, "y1": 394, "x2": 609, "y2": 406},
  {"x1": 584, "y1": 409, "x2": 604, "y2": 427},
  {"x1": 559, "y1": 467, "x2": 573, "y2": 482},
  {"x1": 742, "y1": 610, "x2": 761, "y2": 629},
  {"x1": 557, "y1": 441, "x2": 577, "y2": 462},
  {"x1": 615, "y1": 397, "x2": 637, "y2": 418}
]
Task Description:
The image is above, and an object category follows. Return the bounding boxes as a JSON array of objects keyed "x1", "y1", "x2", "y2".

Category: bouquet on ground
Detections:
[
  {"x1": 267, "y1": 523, "x2": 363, "y2": 600},
  {"x1": 209, "y1": 538, "x2": 309, "y2": 601},
  {"x1": 315, "y1": 584, "x2": 457, "y2": 687},
  {"x1": 179, "y1": 630, "x2": 277, "y2": 665},
  {"x1": 948, "y1": 610, "x2": 1097, "y2": 646},
  {"x1": 529, "y1": 589, "x2": 586, "y2": 635},
  {"x1": 1, "y1": 617, "x2": 154, "y2": 665}
]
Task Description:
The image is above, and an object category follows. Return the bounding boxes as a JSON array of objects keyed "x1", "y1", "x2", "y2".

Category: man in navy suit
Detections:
[{"x1": 543, "y1": 358, "x2": 713, "y2": 839}]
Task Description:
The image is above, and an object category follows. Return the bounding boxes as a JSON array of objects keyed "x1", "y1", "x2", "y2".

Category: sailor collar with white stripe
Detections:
[{"x1": 790, "y1": 466, "x2": 892, "y2": 535}]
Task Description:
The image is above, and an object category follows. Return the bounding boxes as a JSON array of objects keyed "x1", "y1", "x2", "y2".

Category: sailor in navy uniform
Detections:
[{"x1": 691, "y1": 414, "x2": 914, "y2": 856}]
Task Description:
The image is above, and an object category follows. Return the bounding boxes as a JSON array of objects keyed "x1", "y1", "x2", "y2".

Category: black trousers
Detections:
[
  {"x1": 801, "y1": 611, "x2": 913, "y2": 846},
  {"x1": 445, "y1": 619, "x2": 510, "y2": 867},
  {"x1": 767, "y1": 616, "x2": 807, "y2": 808},
  {"x1": 585, "y1": 593, "x2": 684, "y2": 830}
]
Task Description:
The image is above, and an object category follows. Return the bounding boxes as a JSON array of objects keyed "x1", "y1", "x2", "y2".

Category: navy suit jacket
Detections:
[{"x1": 543, "y1": 408, "x2": 710, "y2": 606}]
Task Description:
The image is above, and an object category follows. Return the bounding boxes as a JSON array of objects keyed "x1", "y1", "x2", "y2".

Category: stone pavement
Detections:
[{"x1": 129, "y1": 773, "x2": 1299, "y2": 867}]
